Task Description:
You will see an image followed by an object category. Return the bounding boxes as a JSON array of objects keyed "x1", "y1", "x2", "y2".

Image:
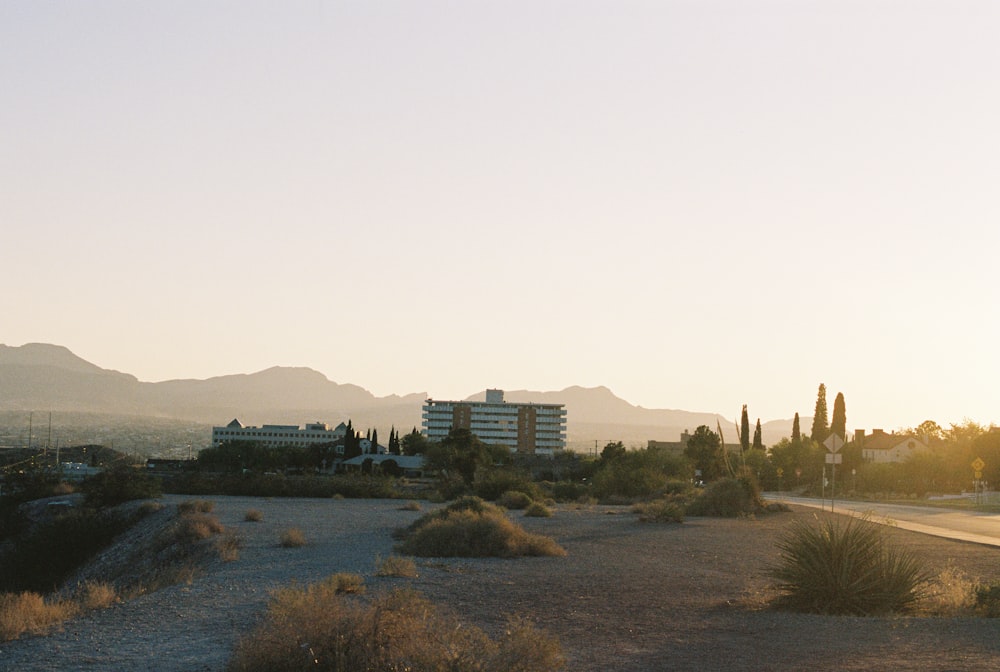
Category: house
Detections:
[
  {"x1": 858, "y1": 429, "x2": 930, "y2": 463},
  {"x1": 339, "y1": 453, "x2": 425, "y2": 477}
]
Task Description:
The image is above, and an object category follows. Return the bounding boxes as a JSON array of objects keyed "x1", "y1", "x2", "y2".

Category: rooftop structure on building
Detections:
[
  {"x1": 421, "y1": 388, "x2": 567, "y2": 455},
  {"x1": 211, "y1": 419, "x2": 349, "y2": 449}
]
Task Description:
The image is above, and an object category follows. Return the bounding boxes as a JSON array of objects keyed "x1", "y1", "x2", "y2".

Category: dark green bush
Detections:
[
  {"x1": 81, "y1": 464, "x2": 161, "y2": 508},
  {"x1": 770, "y1": 515, "x2": 931, "y2": 615},
  {"x1": 0, "y1": 508, "x2": 143, "y2": 593},
  {"x1": 497, "y1": 490, "x2": 533, "y2": 509},
  {"x1": 685, "y1": 476, "x2": 762, "y2": 517},
  {"x1": 549, "y1": 481, "x2": 589, "y2": 503},
  {"x1": 474, "y1": 469, "x2": 541, "y2": 502}
]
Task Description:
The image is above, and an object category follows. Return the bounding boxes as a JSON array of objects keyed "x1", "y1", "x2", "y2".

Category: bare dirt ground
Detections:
[{"x1": 3, "y1": 495, "x2": 1000, "y2": 671}]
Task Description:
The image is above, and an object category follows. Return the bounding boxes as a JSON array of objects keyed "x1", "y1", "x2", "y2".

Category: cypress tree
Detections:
[
  {"x1": 830, "y1": 392, "x2": 847, "y2": 440},
  {"x1": 792, "y1": 413, "x2": 801, "y2": 443},
  {"x1": 372, "y1": 428, "x2": 379, "y2": 454},
  {"x1": 740, "y1": 405, "x2": 750, "y2": 453},
  {"x1": 810, "y1": 384, "x2": 829, "y2": 441},
  {"x1": 752, "y1": 418, "x2": 763, "y2": 450}
]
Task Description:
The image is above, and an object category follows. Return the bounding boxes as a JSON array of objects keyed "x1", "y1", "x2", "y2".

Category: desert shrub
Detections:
[
  {"x1": 215, "y1": 534, "x2": 243, "y2": 562},
  {"x1": 177, "y1": 513, "x2": 225, "y2": 543},
  {"x1": 659, "y1": 479, "x2": 695, "y2": 497},
  {"x1": 80, "y1": 463, "x2": 161, "y2": 508},
  {"x1": 74, "y1": 581, "x2": 118, "y2": 611},
  {"x1": 524, "y1": 502, "x2": 553, "y2": 518},
  {"x1": 769, "y1": 515, "x2": 931, "y2": 615},
  {"x1": 165, "y1": 473, "x2": 396, "y2": 499},
  {"x1": 244, "y1": 508, "x2": 264, "y2": 522},
  {"x1": 226, "y1": 585, "x2": 564, "y2": 672},
  {"x1": 633, "y1": 499, "x2": 685, "y2": 524},
  {"x1": 321, "y1": 573, "x2": 366, "y2": 595},
  {"x1": 0, "y1": 591, "x2": 77, "y2": 642},
  {"x1": 497, "y1": 490, "x2": 533, "y2": 509},
  {"x1": 475, "y1": 469, "x2": 541, "y2": 502},
  {"x1": 177, "y1": 499, "x2": 215, "y2": 514},
  {"x1": 280, "y1": 528, "x2": 307, "y2": 548},
  {"x1": 923, "y1": 566, "x2": 978, "y2": 616},
  {"x1": 398, "y1": 500, "x2": 421, "y2": 512},
  {"x1": 395, "y1": 506, "x2": 566, "y2": 558},
  {"x1": 375, "y1": 555, "x2": 418, "y2": 578},
  {"x1": 685, "y1": 477, "x2": 762, "y2": 517}
]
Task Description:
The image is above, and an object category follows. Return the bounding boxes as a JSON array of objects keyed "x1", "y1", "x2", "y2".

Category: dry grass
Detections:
[
  {"x1": 633, "y1": 499, "x2": 685, "y2": 523},
  {"x1": 399, "y1": 500, "x2": 422, "y2": 511},
  {"x1": 320, "y1": 573, "x2": 366, "y2": 595},
  {"x1": 244, "y1": 508, "x2": 264, "y2": 522},
  {"x1": 279, "y1": 527, "x2": 307, "y2": 548},
  {"x1": 498, "y1": 490, "x2": 533, "y2": 509},
  {"x1": 0, "y1": 592, "x2": 77, "y2": 641},
  {"x1": 226, "y1": 583, "x2": 564, "y2": 672},
  {"x1": 922, "y1": 566, "x2": 979, "y2": 616},
  {"x1": 74, "y1": 581, "x2": 119, "y2": 611},
  {"x1": 216, "y1": 533, "x2": 243, "y2": 562},
  {"x1": 178, "y1": 499, "x2": 215, "y2": 514},
  {"x1": 376, "y1": 555, "x2": 419, "y2": 578},
  {"x1": 178, "y1": 513, "x2": 226, "y2": 542}
]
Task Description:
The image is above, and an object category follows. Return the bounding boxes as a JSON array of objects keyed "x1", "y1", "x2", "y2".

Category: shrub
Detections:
[
  {"x1": 80, "y1": 463, "x2": 161, "y2": 508},
  {"x1": 320, "y1": 573, "x2": 366, "y2": 595},
  {"x1": 398, "y1": 500, "x2": 421, "y2": 512},
  {"x1": 769, "y1": 515, "x2": 931, "y2": 615},
  {"x1": 633, "y1": 499, "x2": 684, "y2": 523},
  {"x1": 685, "y1": 477, "x2": 762, "y2": 517},
  {"x1": 497, "y1": 490, "x2": 533, "y2": 509},
  {"x1": 74, "y1": 581, "x2": 118, "y2": 611},
  {"x1": 177, "y1": 499, "x2": 215, "y2": 514},
  {"x1": 375, "y1": 555, "x2": 418, "y2": 578},
  {"x1": 524, "y1": 502, "x2": 553, "y2": 518},
  {"x1": 975, "y1": 583, "x2": 1000, "y2": 617},
  {"x1": 226, "y1": 585, "x2": 564, "y2": 672},
  {"x1": 395, "y1": 504, "x2": 566, "y2": 558},
  {"x1": 280, "y1": 528, "x2": 307, "y2": 548},
  {"x1": 923, "y1": 566, "x2": 977, "y2": 616},
  {"x1": 475, "y1": 469, "x2": 541, "y2": 502},
  {"x1": 216, "y1": 534, "x2": 243, "y2": 562},
  {"x1": 244, "y1": 509, "x2": 264, "y2": 522},
  {"x1": 549, "y1": 481, "x2": 589, "y2": 503},
  {"x1": 177, "y1": 513, "x2": 225, "y2": 543}
]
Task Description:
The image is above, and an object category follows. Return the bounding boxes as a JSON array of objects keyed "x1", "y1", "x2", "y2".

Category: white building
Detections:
[
  {"x1": 421, "y1": 389, "x2": 567, "y2": 455},
  {"x1": 211, "y1": 419, "x2": 348, "y2": 449}
]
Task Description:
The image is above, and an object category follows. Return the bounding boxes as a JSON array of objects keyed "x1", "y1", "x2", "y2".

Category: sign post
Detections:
[
  {"x1": 972, "y1": 457, "x2": 986, "y2": 506},
  {"x1": 824, "y1": 434, "x2": 845, "y2": 512}
]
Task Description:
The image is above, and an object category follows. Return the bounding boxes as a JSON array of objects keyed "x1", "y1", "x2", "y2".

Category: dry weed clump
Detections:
[
  {"x1": 633, "y1": 499, "x2": 685, "y2": 524},
  {"x1": 178, "y1": 499, "x2": 215, "y2": 514},
  {"x1": 280, "y1": 528, "x2": 307, "y2": 548},
  {"x1": 497, "y1": 490, "x2": 533, "y2": 509},
  {"x1": 524, "y1": 502, "x2": 554, "y2": 518},
  {"x1": 922, "y1": 566, "x2": 978, "y2": 616},
  {"x1": 74, "y1": 581, "x2": 119, "y2": 611},
  {"x1": 398, "y1": 500, "x2": 422, "y2": 512},
  {"x1": 215, "y1": 533, "x2": 243, "y2": 562},
  {"x1": 0, "y1": 592, "x2": 76, "y2": 641},
  {"x1": 226, "y1": 583, "x2": 564, "y2": 672},
  {"x1": 178, "y1": 513, "x2": 226, "y2": 543},
  {"x1": 375, "y1": 555, "x2": 418, "y2": 578},
  {"x1": 320, "y1": 573, "x2": 366, "y2": 595},
  {"x1": 395, "y1": 497, "x2": 566, "y2": 558},
  {"x1": 244, "y1": 508, "x2": 264, "y2": 522}
]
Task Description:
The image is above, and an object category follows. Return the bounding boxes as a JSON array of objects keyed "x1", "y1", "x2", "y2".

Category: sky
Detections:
[{"x1": 3, "y1": 1, "x2": 999, "y2": 433}]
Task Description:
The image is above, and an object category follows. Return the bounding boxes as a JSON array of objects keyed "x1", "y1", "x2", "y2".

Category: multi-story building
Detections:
[
  {"x1": 211, "y1": 419, "x2": 348, "y2": 449},
  {"x1": 421, "y1": 389, "x2": 567, "y2": 455}
]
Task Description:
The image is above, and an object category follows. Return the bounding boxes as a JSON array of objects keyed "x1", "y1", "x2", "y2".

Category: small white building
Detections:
[
  {"x1": 859, "y1": 429, "x2": 930, "y2": 463},
  {"x1": 211, "y1": 419, "x2": 348, "y2": 449}
]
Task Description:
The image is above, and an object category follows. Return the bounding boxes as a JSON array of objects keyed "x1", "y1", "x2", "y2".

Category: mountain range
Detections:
[{"x1": 0, "y1": 343, "x2": 796, "y2": 453}]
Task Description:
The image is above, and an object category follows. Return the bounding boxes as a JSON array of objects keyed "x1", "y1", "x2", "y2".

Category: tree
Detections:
[
  {"x1": 752, "y1": 419, "x2": 763, "y2": 450},
  {"x1": 424, "y1": 428, "x2": 507, "y2": 486},
  {"x1": 685, "y1": 425, "x2": 725, "y2": 482},
  {"x1": 371, "y1": 428, "x2": 379, "y2": 453},
  {"x1": 830, "y1": 392, "x2": 847, "y2": 440},
  {"x1": 600, "y1": 441, "x2": 626, "y2": 462},
  {"x1": 740, "y1": 405, "x2": 750, "y2": 453},
  {"x1": 810, "y1": 384, "x2": 829, "y2": 441},
  {"x1": 792, "y1": 413, "x2": 801, "y2": 444},
  {"x1": 401, "y1": 428, "x2": 430, "y2": 456}
]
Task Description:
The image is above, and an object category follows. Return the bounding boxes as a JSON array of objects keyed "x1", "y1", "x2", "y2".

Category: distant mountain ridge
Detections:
[{"x1": 0, "y1": 343, "x2": 796, "y2": 450}]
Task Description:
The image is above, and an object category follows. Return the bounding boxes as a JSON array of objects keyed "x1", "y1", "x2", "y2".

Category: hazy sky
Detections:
[{"x1": 3, "y1": 1, "x2": 999, "y2": 432}]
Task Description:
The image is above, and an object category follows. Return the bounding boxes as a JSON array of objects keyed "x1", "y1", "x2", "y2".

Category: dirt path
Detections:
[{"x1": 3, "y1": 497, "x2": 1000, "y2": 671}]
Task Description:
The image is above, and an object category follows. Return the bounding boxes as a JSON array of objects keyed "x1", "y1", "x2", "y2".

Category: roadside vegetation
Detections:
[{"x1": 226, "y1": 579, "x2": 564, "y2": 672}]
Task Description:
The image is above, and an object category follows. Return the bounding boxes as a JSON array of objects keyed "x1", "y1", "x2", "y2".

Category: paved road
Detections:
[{"x1": 770, "y1": 494, "x2": 1000, "y2": 547}]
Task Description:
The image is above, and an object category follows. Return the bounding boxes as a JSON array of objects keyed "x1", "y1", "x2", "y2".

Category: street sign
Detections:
[
  {"x1": 972, "y1": 457, "x2": 986, "y2": 472},
  {"x1": 825, "y1": 453, "x2": 843, "y2": 464},
  {"x1": 776, "y1": 468, "x2": 784, "y2": 477},
  {"x1": 824, "y1": 434, "x2": 845, "y2": 453},
  {"x1": 976, "y1": 470, "x2": 983, "y2": 479}
]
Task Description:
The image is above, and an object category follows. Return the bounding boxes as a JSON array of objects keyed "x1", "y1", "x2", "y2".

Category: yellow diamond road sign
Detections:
[{"x1": 972, "y1": 457, "x2": 985, "y2": 472}]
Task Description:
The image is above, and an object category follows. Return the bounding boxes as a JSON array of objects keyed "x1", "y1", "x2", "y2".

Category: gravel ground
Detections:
[{"x1": 3, "y1": 496, "x2": 1000, "y2": 671}]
